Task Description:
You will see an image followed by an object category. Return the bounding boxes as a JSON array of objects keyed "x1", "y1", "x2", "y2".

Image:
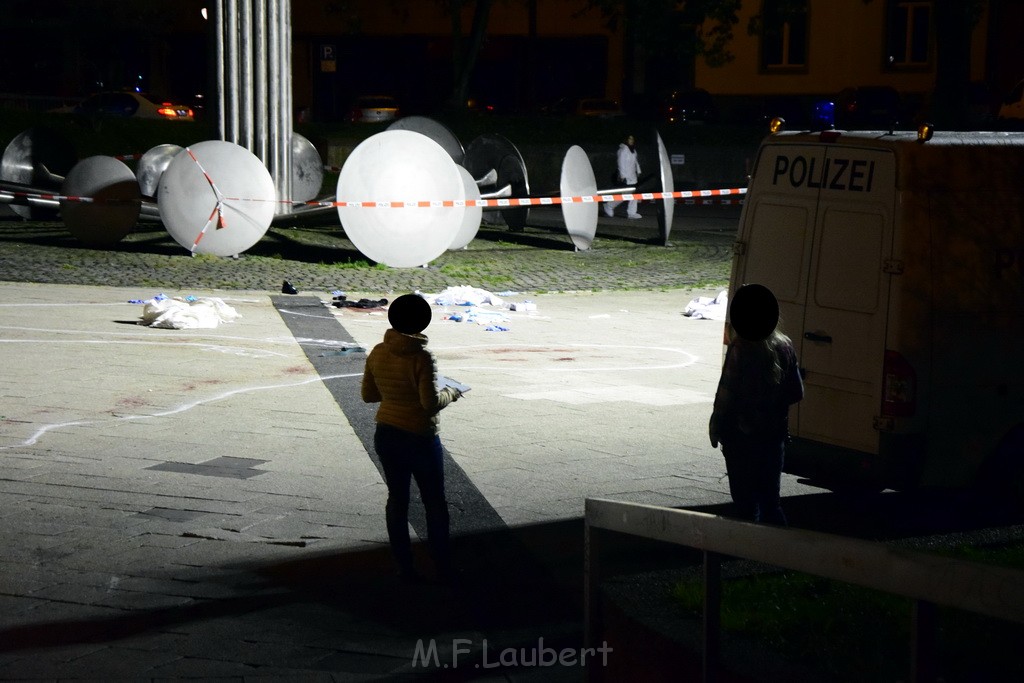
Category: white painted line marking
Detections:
[{"x1": 2, "y1": 372, "x2": 361, "y2": 449}]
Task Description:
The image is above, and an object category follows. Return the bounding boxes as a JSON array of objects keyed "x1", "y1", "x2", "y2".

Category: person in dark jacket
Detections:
[
  {"x1": 362, "y1": 293, "x2": 463, "y2": 581},
  {"x1": 709, "y1": 284, "x2": 804, "y2": 525}
]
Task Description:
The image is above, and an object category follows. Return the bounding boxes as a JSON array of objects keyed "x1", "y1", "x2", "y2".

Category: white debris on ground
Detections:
[
  {"x1": 418, "y1": 286, "x2": 539, "y2": 332},
  {"x1": 138, "y1": 295, "x2": 241, "y2": 329},
  {"x1": 418, "y1": 286, "x2": 506, "y2": 307},
  {"x1": 683, "y1": 290, "x2": 728, "y2": 321},
  {"x1": 443, "y1": 306, "x2": 510, "y2": 330}
]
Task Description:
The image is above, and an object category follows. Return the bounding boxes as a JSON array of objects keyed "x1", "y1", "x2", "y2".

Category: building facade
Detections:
[{"x1": 693, "y1": 1, "x2": 1023, "y2": 125}]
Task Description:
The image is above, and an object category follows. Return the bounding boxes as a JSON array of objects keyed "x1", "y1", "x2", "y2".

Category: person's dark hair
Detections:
[
  {"x1": 388, "y1": 293, "x2": 432, "y2": 334},
  {"x1": 729, "y1": 283, "x2": 779, "y2": 342},
  {"x1": 731, "y1": 284, "x2": 789, "y2": 384}
]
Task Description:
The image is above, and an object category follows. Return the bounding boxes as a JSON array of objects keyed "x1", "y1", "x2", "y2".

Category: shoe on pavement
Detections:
[
  {"x1": 603, "y1": 205, "x2": 614, "y2": 218},
  {"x1": 627, "y1": 213, "x2": 642, "y2": 220}
]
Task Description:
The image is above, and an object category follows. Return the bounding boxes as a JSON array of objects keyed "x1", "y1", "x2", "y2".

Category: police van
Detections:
[{"x1": 729, "y1": 125, "x2": 1024, "y2": 496}]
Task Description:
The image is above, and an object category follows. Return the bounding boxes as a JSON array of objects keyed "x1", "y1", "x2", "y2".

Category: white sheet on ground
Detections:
[
  {"x1": 140, "y1": 297, "x2": 241, "y2": 329},
  {"x1": 419, "y1": 286, "x2": 505, "y2": 307},
  {"x1": 683, "y1": 290, "x2": 728, "y2": 321}
]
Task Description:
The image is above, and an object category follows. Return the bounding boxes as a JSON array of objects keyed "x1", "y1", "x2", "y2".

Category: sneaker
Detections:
[
  {"x1": 603, "y1": 205, "x2": 614, "y2": 218},
  {"x1": 627, "y1": 213, "x2": 642, "y2": 220}
]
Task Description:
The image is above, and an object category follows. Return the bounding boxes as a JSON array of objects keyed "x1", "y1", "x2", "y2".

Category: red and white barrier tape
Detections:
[
  {"x1": 183, "y1": 147, "x2": 229, "y2": 251},
  {"x1": 300, "y1": 187, "x2": 746, "y2": 209},
  {"x1": 0, "y1": 190, "x2": 101, "y2": 204},
  {"x1": 1, "y1": 187, "x2": 746, "y2": 208}
]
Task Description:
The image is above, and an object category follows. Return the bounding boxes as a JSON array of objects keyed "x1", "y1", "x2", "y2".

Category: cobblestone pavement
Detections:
[{"x1": 0, "y1": 205, "x2": 738, "y2": 294}]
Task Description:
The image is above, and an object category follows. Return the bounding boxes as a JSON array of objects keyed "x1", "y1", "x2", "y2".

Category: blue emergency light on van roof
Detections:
[{"x1": 813, "y1": 99, "x2": 836, "y2": 129}]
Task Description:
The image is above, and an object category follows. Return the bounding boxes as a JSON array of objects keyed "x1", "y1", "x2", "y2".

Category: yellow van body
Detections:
[{"x1": 730, "y1": 130, "x2": 1024, "y2": 492}]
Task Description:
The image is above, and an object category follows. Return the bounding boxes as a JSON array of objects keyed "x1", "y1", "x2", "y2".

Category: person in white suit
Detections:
[{"x1": 604, "y1": 133, "x2": 642, "y2": 219}]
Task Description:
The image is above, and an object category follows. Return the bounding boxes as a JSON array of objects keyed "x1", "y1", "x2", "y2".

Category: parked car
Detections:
[
  {"x1": 748, "y1": 95, "x2": 816, "y2": 129},
  {"x1": 660, "y1": 88, "x2": 718, "y2": 124},
  {"x1": 575, "y1": 98, "x2": 624, "y2": 119},
  {"x1": 465, "y1": 95, "x2": 499, "y2": 114},
  {"x1": 72, "y1": 91, "x2": 194, "y2": 121},
  {"x1": 350, "y1": 95, "x2": 399, "y2": 123},
  {"x1": 834, "y1": 86, "x2": 902, "y2": 129}
]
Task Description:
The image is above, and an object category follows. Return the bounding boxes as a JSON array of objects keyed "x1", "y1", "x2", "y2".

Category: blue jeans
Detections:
[
  {"x1": 374, "y1": 424, "x2": 451, "y2": 573},
  {"x1": 721, "y1": 434, "x2": 787, "y2": 526}
]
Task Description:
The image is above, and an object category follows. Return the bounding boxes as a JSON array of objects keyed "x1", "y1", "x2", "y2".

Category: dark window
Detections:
[
  {"x1": 761, "y1": 0, "x2": 809, "y2": 70},
  {"x1": 886, "y1": 0, "x2": 931, "y2": 68}
]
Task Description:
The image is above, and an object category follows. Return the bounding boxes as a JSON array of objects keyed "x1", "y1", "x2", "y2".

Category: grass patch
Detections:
[
  {"x1": 332, "y1": 259, "x2": 373, "y2": 270},
  {"x1": 672, "y1": 571, "x2": 909, "y2": 680},
  {"x1": 670, "y1": 542, "x2": 1024, "y2": 681},
  {"x1": 189, "y1": 253, "x2": 222, "y2": 263},
  {"x1": 941, "y1": 542, "x2": 1024, "y2": 569}
]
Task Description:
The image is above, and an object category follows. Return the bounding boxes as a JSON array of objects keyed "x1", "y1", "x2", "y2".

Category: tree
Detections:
[
  {"x1": 437, "y1": 0, "x2": 495, "y2": 108},
  {"x1": 584, "y1": 0, "x2": 741, "y2": 95}
]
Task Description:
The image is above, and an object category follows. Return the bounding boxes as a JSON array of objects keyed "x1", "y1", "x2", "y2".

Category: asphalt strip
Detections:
[{"x1": 271, "y1": 295, "x2": 508, "y2": 538}]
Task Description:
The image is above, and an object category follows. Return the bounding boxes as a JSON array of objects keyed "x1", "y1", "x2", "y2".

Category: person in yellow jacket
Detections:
[{"x1": 362, "y1": 293, "x2": 463, "y2": 581}]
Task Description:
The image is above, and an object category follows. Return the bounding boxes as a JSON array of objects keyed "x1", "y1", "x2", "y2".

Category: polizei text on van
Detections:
[{"x1": 772, "y1": 154, "x2": 876, "y2": 192}]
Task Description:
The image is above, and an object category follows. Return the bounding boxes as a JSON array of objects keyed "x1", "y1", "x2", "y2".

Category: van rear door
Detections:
[
  {"x1": 733, "y1": 144, "x2": 824, "y2": 438},
  {"x1": 735, "y1": 141, "x2": 895, "y2": 455},
  {"x1": 799, "y1": 147, "x2": 896, "y2": 454}
]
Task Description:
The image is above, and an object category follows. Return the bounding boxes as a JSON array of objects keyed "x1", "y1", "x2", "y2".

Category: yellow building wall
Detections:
[
  {"x1": 695, "y1": 1, "x2": 987, "y2": 97},
  {"x1": 291, "y1": 0, "x2": 623, "y2": 100}
]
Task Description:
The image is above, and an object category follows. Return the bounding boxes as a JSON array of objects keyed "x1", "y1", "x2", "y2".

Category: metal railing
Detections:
[{"x1": 584, "y1": 498, "x2": 1024, "y2": 683}]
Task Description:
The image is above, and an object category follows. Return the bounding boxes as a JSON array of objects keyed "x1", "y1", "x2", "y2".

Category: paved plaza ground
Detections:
[{"x1": 0, "y1": 205, "x2": 780, "y2": 680}]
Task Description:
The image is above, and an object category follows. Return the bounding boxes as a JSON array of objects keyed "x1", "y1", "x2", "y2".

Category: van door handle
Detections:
[{"x1": 804, "y1": 331, "x2": 833, "y2": 344}]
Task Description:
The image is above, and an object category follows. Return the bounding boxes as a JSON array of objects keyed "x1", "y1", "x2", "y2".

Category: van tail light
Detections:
[
  {"x1": 156, "y1": 106, "x2": 177, "y2": 119},
  {"x1": 882, "y1": 350, "x2": 916, "y2": 417}
]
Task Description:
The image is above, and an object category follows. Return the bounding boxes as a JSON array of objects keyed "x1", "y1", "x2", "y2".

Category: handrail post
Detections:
[
  {"x1": 583, "y1": 498, "x2": 1024, "y2": 680},
  {"x1": 703, "y1": 550, "x2": 723, "y2": 683},
  {"x1": 911, "y1": 599, "x2": 938, "y2": 682},
  {"x1": 584, "y1": 518, "x2": 603, "y2": 682}
]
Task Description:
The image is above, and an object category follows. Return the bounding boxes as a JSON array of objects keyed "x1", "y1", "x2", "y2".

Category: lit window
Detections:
[
  {"x1": 886, "y1": 0, "x2": 931, "y2": 68},
  {"x1": 760, "y1": 0, "x2": 808, "y2": 70}
]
